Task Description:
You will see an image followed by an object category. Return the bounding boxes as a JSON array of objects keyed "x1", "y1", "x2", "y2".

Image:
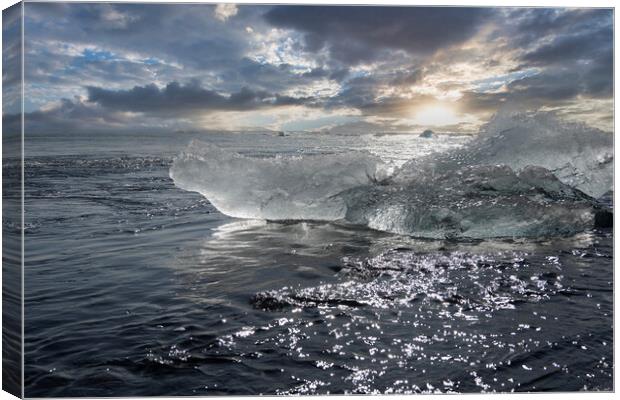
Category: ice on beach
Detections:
[
  {"x1": 170, "y1": 111, "x2": 613, "y2": 239},
  {"x1": 170, "y1": 140, "x2": 391, "y2": 221}
]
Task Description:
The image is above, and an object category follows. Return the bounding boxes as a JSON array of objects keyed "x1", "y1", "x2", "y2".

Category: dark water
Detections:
[
  {"x1": 18, "y1": 132, "x2": 612, "y2": 396},
  {"x1": 3, "y1": 133, "x2": 23, "y2": 396}
]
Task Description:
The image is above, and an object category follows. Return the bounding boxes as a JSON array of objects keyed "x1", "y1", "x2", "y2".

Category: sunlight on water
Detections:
[{"x1": 20, "y1": 127, "x2": 612, "y2": 396}]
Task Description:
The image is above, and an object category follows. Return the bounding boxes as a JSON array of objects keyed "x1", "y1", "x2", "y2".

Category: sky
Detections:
[{"x1": 2, "y1": 3, "x2": 614, "y2": 134}]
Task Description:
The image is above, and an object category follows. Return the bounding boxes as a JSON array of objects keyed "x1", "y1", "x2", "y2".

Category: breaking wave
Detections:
[{"x1": 170, "y1": 111, "x2": 613, "y2": 239}]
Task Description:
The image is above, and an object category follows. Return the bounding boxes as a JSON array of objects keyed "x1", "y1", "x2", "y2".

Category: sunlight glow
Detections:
[{"x1": 412, "y1": 104, "x2": 461, "y2": 127}]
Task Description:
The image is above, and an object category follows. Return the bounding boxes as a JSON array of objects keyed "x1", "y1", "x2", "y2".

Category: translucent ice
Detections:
[
  {"x1": 396, "y1": 111, "x2": 613, "y2": 198},
  {"x1": 170, "y1": 140, "x2": 389, "y2": 220},
  {"x1": 170, "y1": 112, "x2": 613, "y2": 239}
]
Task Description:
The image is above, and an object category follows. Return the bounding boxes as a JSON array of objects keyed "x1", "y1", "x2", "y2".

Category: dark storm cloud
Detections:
[
  {"x1": 520, "y1": 25, "x2": 612, "y2": 67},
  {"x1": 264, "y1": 6, "x2": 494, "y2": 64},
  {"x1": 501, "y1": 8, "x2": 611, "y2": 49},
  {"x1": 504, "y1": 8, "x2": 612, "y2": 101},
  {"x1": 461, "y1": 63, "x2": 612, "y2": 116},
  {"x1": 326, "y1": 81, "x2": 433, "y2": 119},
  {"x1": 16, "y1": 4, "x2": 615, "y2": 133},
  {"x1": 86, "y1": 81, "x2": 315, "y2": 114},
  {"x1": 323, "y1": 68, "x2": 425, "y2": 116},
  {"x1": 24, "y1": 3, "x2": 342, "y2": 108},
  {"x1": 514, "y1": 25, "x2": 613, "y2": 100},
  {"x1": 218, "y1": 58, "x2": 339, "y2": 93},
  {"x1": 389, "y1": 69, "x2": 424, "y2": 87},
  {"x1": 413, "y1": 6, "x2": 610, "y2": 128},
  {"x1": 3, "y1": 98, "x2": 155, "y2": 135},
  {"x1": 2, "y1": 86, "x2": 313, "y2": 135},
  {"x1": 459, "y1": 8, "x2": 613, "y2": 117}
]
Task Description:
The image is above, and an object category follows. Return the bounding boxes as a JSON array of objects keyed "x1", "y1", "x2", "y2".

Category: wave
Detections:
[{"x1": 170, "y1": 111, "x2": 613, "y2": 239}]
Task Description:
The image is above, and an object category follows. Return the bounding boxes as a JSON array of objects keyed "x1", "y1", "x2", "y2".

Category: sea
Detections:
[{"x1": 6, "y1": 121, "x2": 613, "y2": 396}]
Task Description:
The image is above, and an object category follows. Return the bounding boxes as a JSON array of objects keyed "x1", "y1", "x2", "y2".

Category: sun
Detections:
[{"x1": 412, "y1": 104, "x2": 461, "y2": 127}]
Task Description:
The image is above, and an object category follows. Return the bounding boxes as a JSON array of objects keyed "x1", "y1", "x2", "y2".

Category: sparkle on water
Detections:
[{"x1": 14, "y1": 124, "x2": 613, "y2": 396}]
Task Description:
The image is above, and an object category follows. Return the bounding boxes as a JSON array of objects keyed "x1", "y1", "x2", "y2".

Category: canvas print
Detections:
[{"x1": 1, "y1": 2, "x2": 614, "y2": 397}]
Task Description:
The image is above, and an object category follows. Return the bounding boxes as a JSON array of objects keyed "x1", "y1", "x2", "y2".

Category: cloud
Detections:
[
  {"x1": 321, "y1": 68, "x2": 426, "y2": 118},
  {"x1": 264, "y1": 6, "x2": 494, "y2": 64},
  {"x1": 497, "y1": 8, "x2": 612, "y2": 98},
  {"x1": 12, "y1": 4, "x2": 615, "y2": 134},
  {"x1": 25, "y1": 3, "x2": 252, "y2": 72},
  {"x1": 99, "y1": 4, "x2": 138, "y2": 29},
  {"x1": 214, "y1": 3, "x2": 238, "y2": 22},
  {"x1": 520, "y1": 25, "x2": 612, "y2": 67},
  {"x1": 2, "y1": 91, "x2": 337, "y2": 135},
  {"x1": 3, "y1": 97, "x2": 160, "y2": 135},
  {"x1": 459, "y1": 63, "x2": 613, "y2": 131},
  {"x1": 86, "y1": 81, "x2": 315, "y2": 115},
  {"x1": 458, "y1": 10, "x2": 613, "y2": 115},
  {"x1": 500, "y1": 8, "x2": 611, "y2": 49},
  {"x1": 218, "y1": 58, "x2": 339, "y2": 94},
  {"x1": 2, "y1": 3, "x2": 23, "y2": 114}
]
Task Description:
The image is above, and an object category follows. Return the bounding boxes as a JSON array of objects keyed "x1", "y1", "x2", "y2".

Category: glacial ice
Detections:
[
  {"x1": 170, "y1": 112, "x2": 613, "y2": 239},
  {"x1": 170, "y1": 140, "x2": 390, "y2": 220},
  {"x1": 342, "y1": 164, "x2": 602, "y2": 238},
  {"x1": 396, "y1": 111, "x2": 613, "y2": 198}
]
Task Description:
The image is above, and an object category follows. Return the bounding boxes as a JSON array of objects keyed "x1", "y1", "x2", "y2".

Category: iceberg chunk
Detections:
[{"x1": 170, "y1": 140, "x2": 389, "y2": 220}]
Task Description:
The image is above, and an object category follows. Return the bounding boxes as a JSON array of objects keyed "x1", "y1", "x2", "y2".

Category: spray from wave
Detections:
[{"x1": 170, "y1": 111, "x2": 613, "y2": 239}]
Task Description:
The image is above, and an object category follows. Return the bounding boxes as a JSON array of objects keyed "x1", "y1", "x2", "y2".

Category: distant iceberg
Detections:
[{"x1": 419, "y1": 129, "x2": 434, "y2": 138}]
